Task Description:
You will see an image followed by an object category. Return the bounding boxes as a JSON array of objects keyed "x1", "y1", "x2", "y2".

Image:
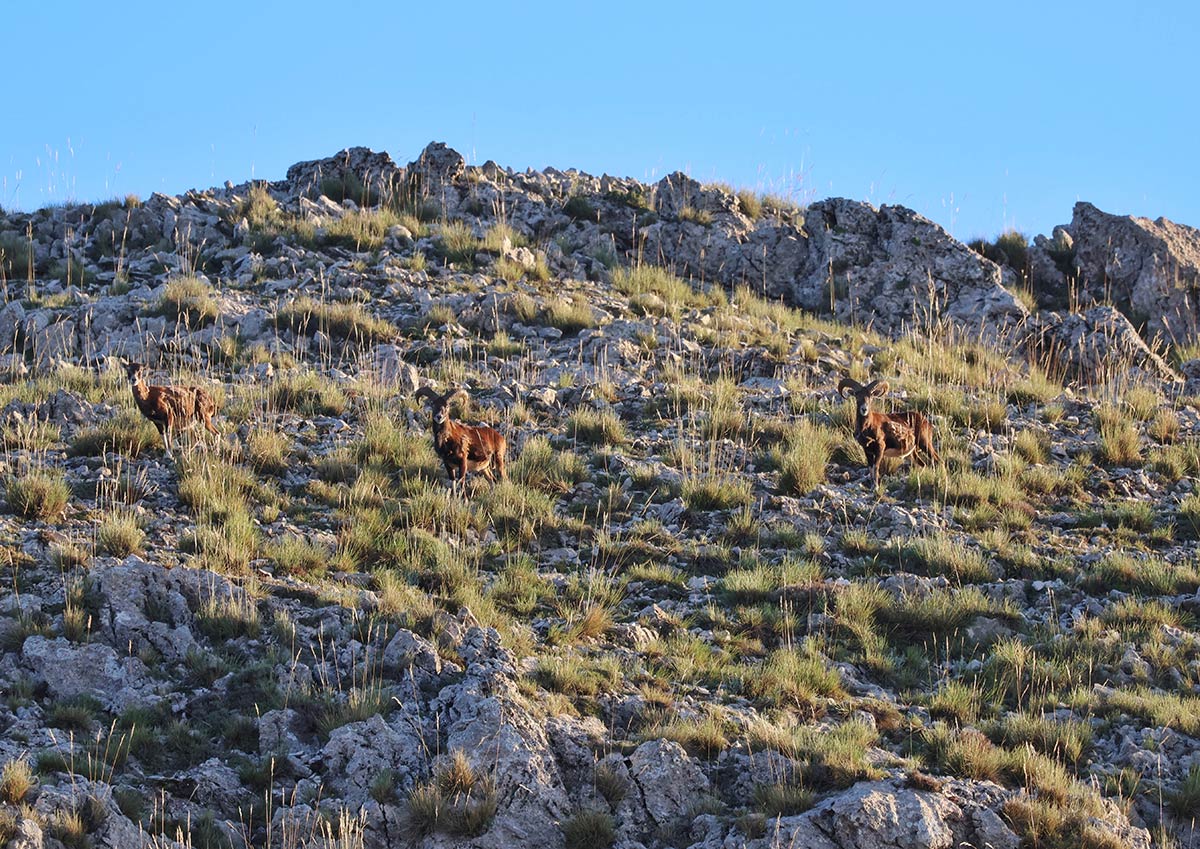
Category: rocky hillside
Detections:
[{"x1": 1, "y1": 142, "x2": 1199, "y2": 849}]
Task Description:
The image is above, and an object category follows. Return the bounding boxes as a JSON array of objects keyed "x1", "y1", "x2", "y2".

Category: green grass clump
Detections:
[
  {"x1": 680, "y1": 473, "x2": 753, "y2": 511},
  {"x1": 895, "y1": 534, "x2": 995, "y2": 584},
  {"x1": 1098, "y1": 418, "x2": 1142, "y2": 467},
  {"x1": 97, "y1": 510, "x2": 145, "y2": 557},
  {"x1": 767, "y1": 420, "x2": 839, "y2": 495},
  {"x1": 435, "y1": 221, "x2": 481, "y2": 265},
  {"x1": 612, "y1": 265, "x2": 715, "y2": 313},
  {"x1": 736, "y1": 189, "x2": 763, "y2": 219},
  {"x1": 158, "y1": 275, "x2": 219, "y2": 327},
  {"x1": 245, "y1": 428, "x2": 291, "y2": 474},
  {"x1": 0, "y1": 759, "x2": 34, "y2": 803},
  {"x1": 748, "y1": 718, "x2": 881, "y2": 791},
  {"x1": 563, "y1": 196, "x2": 597, "y2": 222},
  {"x1": 404, "y1": 753, "x2": 498, "y2": 839},
  {"x1": 1168, "y1": 765, "x2": 1200, "y2": 820},
  {"x1": 754, "y1": 782, "x2": 814, "y2": 817},
  {"x1": 740, "y1": 645, "x2": 846, "y2": 712},
  {"x1": 722, "y1": 556, "x2": 821, "y2": 603},
  {"x1": 542, "y1": 297, "x2": 597, "y2": 334},
  {"x1": 1, "y1": 419, "x2": 60, "y2": 451},
  {"x1": 568, "y1": 408, "x2": 626, "y2": 446},
  {"x1": 481, "y1": 222, "x2": 528, "y2": 252},
  {"x1": 238, "y1": 182, "x2": 280, "y2": 230},
  {"x1": 195, "y1": 593, "x2": 260, "y2": 641},
  {"x1": 266, "y1": 534, "x2": 331, "y2": 578},
  {"x1": 5, "y1": 470, "x2": 70, "y2": 520},
  {"x1": 562, "y1": 809, "x2": 615, "y2": 849},
  {"x1": 511, "y1": 436, "x2": 587, "y2": 492},
  {"x1": 321, "y1": 208, "x2": 400, "y2": 251},
  {"x1": 644, "y1": 711, "x2": 731, "y2": 759},
  {"x1": 69, "y1": 410, "x2": 160, "y2": 458},
  {"x1": 927, "y1": 680, "x2": 981, "y2": 724},
  {"x1": 269, "y1": 370, "x2": 348, "y2": 416},
  {"x1": 1099, "y1": 686, "x2": 1200, "y2": 737},
  {"x1": 986, "y1": 712, "x2": 1092, "y2": 766},
  {"x1": 1083, "y1": 552, "x2": 1200, "y2": 596},
  {"x1": 278, "y1": 296, "x2": 396, "y2": 343}
]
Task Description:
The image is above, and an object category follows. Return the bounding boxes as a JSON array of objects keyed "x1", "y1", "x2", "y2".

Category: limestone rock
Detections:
[
  {"x1": 285, "y1": 146, "x2": 402, "y2": 206},
  {"x1": 1069, "y1": 201, "x2": 1200, "y2": 345},
  {"x1": 88, "y1": 556, "x2": 201, "y2": 663},
  {"x1": 1023, "y1": 305, "x2": 1178, "y2": 384},
  {"x1": 616, "y1": 739, "x2": 710, "y2": 838},
  {"x1": 22, "y1": 635, "x2": 157, "y2": 711},
  {"x1": 801, "y1": 199, "x2": 1029, "y2": 338}
]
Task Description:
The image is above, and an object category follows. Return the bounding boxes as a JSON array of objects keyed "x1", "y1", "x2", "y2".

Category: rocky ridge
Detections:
[{"x1": 0, "y1": 142, "x2": 1196, "y2": 848}]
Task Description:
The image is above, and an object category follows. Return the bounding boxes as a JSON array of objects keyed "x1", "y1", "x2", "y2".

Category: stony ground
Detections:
[{"x1": 0, "y1": 144, "x2": 1197, "y2": 848}]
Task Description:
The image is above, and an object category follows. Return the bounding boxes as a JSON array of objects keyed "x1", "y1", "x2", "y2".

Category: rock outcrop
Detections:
[
  {"x1": 1059, "y1": 201, "x2": 1200, "y2": 346},
  {"x1": 0, "y1": 142, "x2": 1183, "y2": 849}
]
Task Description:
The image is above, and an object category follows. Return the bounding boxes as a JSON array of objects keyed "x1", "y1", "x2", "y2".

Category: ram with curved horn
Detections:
[
  {"x1": 837, "y1": 377, "x2": 939, "y2": 483},
  {"x1": 415, "y1": 386, "x2": 508, "y2": 487}
]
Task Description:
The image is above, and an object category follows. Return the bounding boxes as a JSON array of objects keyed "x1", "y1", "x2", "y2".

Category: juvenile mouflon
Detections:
[
  {"x1": 415, "y1": 386, "x2": 507, "y2": 486},
  {"x1": 838, "y1": 377, "x2": 939, "y2": 482},
  {"x1": 124, "y1": 361, "x2": 220, "y2": 458}
]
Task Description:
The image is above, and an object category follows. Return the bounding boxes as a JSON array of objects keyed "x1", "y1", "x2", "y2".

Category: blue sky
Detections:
[{"x1": 3, "y1": 1, "x2": 1195, "y2": 241}]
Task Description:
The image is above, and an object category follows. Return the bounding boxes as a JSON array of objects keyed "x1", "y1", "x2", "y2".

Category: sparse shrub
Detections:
[
  {"x1": 593, "y1": 763, "x2": 628, "y2": 808},
  {"x1": 5, "y1": 469, "x2": 70, "y2": 519},
  {"x1": 754, "y1": 782, "x2": 814, "y2": 817},
  {"x1": 680, "y1": 473, "x2": 753, "y2": 511},
  {"x1": 97, "y1": 509, "x2": 145, "y2": 556},
  {"x1": 563, "y1": 195, "x2": 598, "y2": 222},
  {"x1": 196, "y1": 592, "x2": 260, "y2": 640},
  {"x1": 1168, "y1": 764, "x2": 1200, "y2": 820},
  {"x1": 158, "y1": 275, "x2": 219, "y2": 327},
  {"x1": 269, "y1": 369, "x2": 348, "y2": 416},
  {"x1": 542, "y1": 296, "x2": 597, "y2": 334},
  {"x1": 768, "y1": 420, "x2": 838, "y2": 495},
  {"x1": 0, "y1": 758, "x2": 35, "y2": 803},
  {"x1": 568, "y1": 407, "x2": 626, "y2": 446},
  {"x1": 511, "y1": 436, "x2": 587, "y2": 492},
  {"x1": 562, "y1": 809, "x2": 615, "y2": 849},
  {"x1": 435, "y1": 221, "x2": 481, "y2": 265},
  {"x1": 278, "y1": 296, "x2": 396, "y2": 343},
  {"x1": 1098, "y1": 418, "x2": 1142, "y2": 467},
  {"x1": 70, "y1": 410, "x2": 160, "y2": 459}
]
